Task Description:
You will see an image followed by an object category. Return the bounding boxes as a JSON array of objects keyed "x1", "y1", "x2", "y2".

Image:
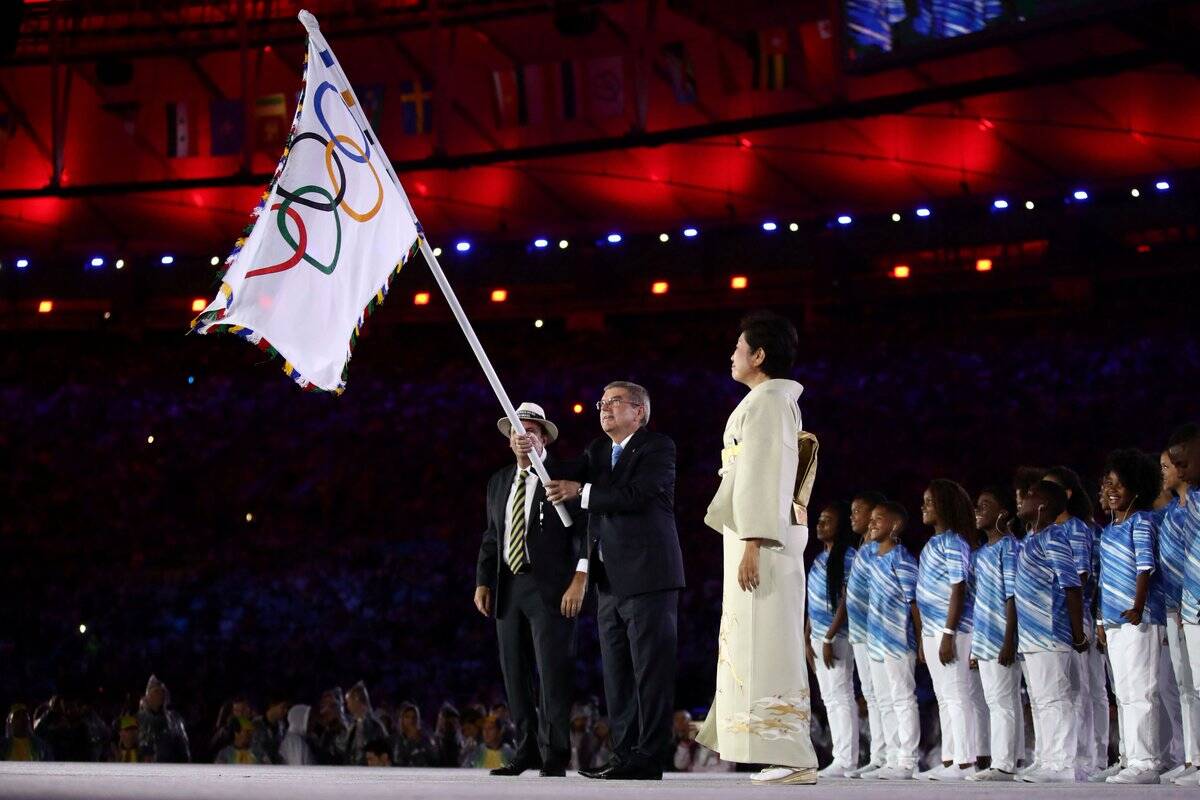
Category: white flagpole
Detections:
[{"x1": 297, "y1": 10, "x2": 574, "y2": 527}]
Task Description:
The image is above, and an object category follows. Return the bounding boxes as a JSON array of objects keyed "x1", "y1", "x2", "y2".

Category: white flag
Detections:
[{"x1": 192, "y1": 12, "x2": 421, "y2": 394}]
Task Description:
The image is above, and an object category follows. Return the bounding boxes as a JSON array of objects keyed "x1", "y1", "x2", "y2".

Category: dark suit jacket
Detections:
[
  {"x1": 556, "y1": 428, "x2": 686, "y2": 599},
  {"x1": 476, "y1": 458, "x2": 586, "y2": 618}
]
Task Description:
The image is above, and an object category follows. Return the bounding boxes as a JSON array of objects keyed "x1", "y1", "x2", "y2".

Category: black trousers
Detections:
[
  {"x1": 496, "y1": 571, "x2": 576, "y2": 767},
  {"x1": 594, "y1": 568, "x2": 678, "y2": 770}
]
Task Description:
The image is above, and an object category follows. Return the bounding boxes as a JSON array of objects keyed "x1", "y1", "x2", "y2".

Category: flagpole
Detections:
[{"x1": 298, "y1": 10, "x2": 574, "y2": 528}]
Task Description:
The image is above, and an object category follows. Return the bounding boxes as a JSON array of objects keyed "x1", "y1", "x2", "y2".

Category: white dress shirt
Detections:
[{"x1": 504, "y1": 462, "x2": 590, "y2": 574}]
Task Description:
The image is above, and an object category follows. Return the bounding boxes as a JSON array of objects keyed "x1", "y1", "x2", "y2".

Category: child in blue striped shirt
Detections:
[{"x1": 1098, "y1": 448, "x2": 1165, "y2": 784}]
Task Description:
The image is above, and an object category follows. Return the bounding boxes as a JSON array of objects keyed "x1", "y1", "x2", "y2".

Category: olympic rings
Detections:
[
  {"x1": 276, "y1": 185, "x2": 342, "y2": 275},
  {"x1": 276, "y1": 132, "x2": 346, "y2": 212},
  {"x1": 246, "y1": 204, "x2": 307, "y2": 278},
  {"x1": 314, "y1": 81, "x2": 371, "y2": 164},
  {"x1": 325, "y1": 135, "x2": 383, "y2": 223}
]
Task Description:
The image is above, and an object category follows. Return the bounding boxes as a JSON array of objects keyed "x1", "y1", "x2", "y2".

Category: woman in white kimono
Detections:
[{"x1": 695, "y1": 311, "x2": 819, "y2": 785}]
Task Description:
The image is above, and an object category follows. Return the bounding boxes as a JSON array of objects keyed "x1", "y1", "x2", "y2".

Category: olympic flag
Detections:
[{"x1": 190, "y1": 12, "x2": 422, "y2": 394}]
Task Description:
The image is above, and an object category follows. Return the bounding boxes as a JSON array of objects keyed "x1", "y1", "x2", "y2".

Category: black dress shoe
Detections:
[
  {"x1": 597, "y1": 762, "x2": 662, "y2": 780},
  {"x1": 579, "y1": 760, "x2": 617, "y2": 779},
  {"x1": 490, "y1": 760, "x2": 540, "y2": 776}
]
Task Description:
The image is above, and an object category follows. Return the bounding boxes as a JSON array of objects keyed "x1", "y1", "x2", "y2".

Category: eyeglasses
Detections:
[{"x1": 596, "y1": 397, "x2": 643, "y2": 411}]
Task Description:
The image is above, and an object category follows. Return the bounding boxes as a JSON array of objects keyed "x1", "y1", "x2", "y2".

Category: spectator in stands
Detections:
[
  {"x1": 463, "y1": 715, "x2": 515, "y2": 769},
  {"x1": 567, "y1": 702, "x2": 594, "y2": 771},
  {"x1": 2, "y1": 704, "x2": 50, "y2": 761},
  {"x1": 672, "y1": 709, "x2": 730, "y2": 772},
  {"x1": 589, "y1": 718, "x2": 613, "y2": 769},
  {"x1": 365, "y1": 738, "x2": 393, "y2": 767},
  {"x1": 214, "y1": 717, "x2": 263, "y2": 764},
  {"x1": 313, "y1": 687, "x2": 349, "y2": 765},
  {"x1": 209, "y1": 696, "x2": 252, "y2": 759},
  {"x1": 254, "y1": 699, "x2": 289, "y2": 764},
  {"x1": 490, "y1": 701, "x2": 516, "y2": 748},
  {"x1": 33, "y1": 695, "x2": 91, "y2": 762},
  {"x1": 109, "y1": 715, "x2": 148, "y2": 763},
  {"x1": 392, "y1": 702, "x2": 437, "y2": 767},
  {"x1": 138, "y1": 675, "x2": 190, "y2": 763},
  {"x1": 434, "y1": 703, "x2": 463, "y2": 767},
  {"x1": 280, "y1": 704, "x2": 316, "y2": 766},
  {"x1": 345, "y1": 682, "x2": 388, "y2": 767}
]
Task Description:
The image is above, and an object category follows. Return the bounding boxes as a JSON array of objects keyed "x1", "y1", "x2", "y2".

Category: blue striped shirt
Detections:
[
  {"x1": 846, "y1": 541, "x2": 879, "y2": 644},
  {"x1": 1098, "y1": 510, "x2": 1164, "y2": 626},
  {"x1": 808, "y1": 546, "x2": 857, "y2": 641},
  {"x1": 1015, "y1": 523, "x2": 1081, "y2": 652},
  {"x1": 867, "y1": 544, "x2": 920, "y2": 661},
  {"x1": 1179, "y1": 490, "x2": 1200, "y2": 623},
  {"x1": 916, "y1": 530, "x2": 975, "y2": 634},
  {"x1": 1157, "y1": 499, "x2": 1189, "y2": 610},
  {"x1": 971, "y1": 535, "x2": 1017, "y2": 661},
  {"x1": 1062, "y1": 516, "x2": 1097, "y2": 621}
]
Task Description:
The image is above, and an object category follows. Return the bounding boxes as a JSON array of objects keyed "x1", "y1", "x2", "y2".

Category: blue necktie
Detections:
[{"x1": 611, "y1": 444, "x2": 623, "y2": 470}]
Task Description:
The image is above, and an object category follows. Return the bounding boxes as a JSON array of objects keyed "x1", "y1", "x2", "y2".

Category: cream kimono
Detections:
[{"x1": 695, "y1": 378, "x2": 818, "y2": 769}]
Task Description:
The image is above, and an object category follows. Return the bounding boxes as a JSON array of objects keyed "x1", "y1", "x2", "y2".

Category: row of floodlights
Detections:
[{"x1": 4, "y1": 181, "x2": 1176, "y2": 271}]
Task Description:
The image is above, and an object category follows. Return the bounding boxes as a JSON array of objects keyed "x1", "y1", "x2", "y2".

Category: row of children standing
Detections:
[{"x1": 804, "y1": 423, "x2": 1200, "y2": 784}]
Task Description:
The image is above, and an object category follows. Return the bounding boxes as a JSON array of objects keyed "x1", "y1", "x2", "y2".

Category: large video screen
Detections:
[{"x1": 843, "y1": 0, "x2": 1108, "y2": 69}]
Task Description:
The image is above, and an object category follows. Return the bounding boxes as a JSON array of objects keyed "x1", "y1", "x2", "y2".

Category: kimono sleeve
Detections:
[{"x1": 730, "y1": 391, "x2": 793, "y2": 544}]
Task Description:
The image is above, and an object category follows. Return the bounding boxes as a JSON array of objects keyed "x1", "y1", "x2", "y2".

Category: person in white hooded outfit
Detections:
[{"x1": 280, "y1": 705, "x2": 316, "y2": 766}]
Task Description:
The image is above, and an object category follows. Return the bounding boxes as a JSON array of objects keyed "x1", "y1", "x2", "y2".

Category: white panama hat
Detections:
[{"x1": 497, "y1": 401, "x2": 559, "y2": 443}]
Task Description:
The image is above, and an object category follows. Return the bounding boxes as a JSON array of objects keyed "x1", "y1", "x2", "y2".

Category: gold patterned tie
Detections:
[{"x1": 506, "y1": 469, "x2": 530, "y2": 573}]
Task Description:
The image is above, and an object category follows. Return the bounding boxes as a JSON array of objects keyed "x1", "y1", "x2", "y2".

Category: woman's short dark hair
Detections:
[
  {"x1": 1044, "y1": 465, "x2": 1094, "y2": 522},
  {"x1": 739, "y1": 311, "x2": 798, "y2": 379}
]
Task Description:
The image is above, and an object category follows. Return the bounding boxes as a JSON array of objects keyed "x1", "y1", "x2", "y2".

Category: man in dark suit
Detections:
[
  {"x1": 475, "y1": 402, "x2": 587, "y2": 777},
  {"x1": 542, "y1": 381, "x2": 686, "y2": 781}
]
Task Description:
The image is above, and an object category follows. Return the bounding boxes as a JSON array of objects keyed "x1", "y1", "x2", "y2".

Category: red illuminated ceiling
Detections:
[{"x1": 2, "y1": 0, "x2": 1200, "y2": 257}]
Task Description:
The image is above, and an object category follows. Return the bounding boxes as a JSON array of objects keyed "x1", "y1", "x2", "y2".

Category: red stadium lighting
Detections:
[
  {"x1": 38, "y1": 300, "x2": 53, "y2": 313},
  {"x1": 975, "y1": 259, "x2": 993, "y2": 272},
  {"x1": 731, "y1": 276, "x2": 748, "y2": 290},
  {"x1": 413, "y1": 292, "x2": 430, "y2": 305},
  {"x1": 491, "y1": 289, "x2": 508, "y2": 303},
  {"x1": 651, "y1": 281, "x2": 669, "y2": 295},
  {"x1": 191, "y1": 298, "x2": 207, "y2": 312},
  {"x1": 892, "y1": 265, "x2": 911, "y2": 279}
]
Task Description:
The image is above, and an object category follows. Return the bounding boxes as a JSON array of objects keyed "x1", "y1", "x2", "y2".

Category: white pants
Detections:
[
  {"x1": 1086, "y1": 646, "x2": 1109, "y2": 769},
  {"x1": 853, "y1": 641, "x2": 889, "y2": 766},
  {"x1": 1107, "y1": 622, "x2": 1163, "y2": 770},
  {"x1": 969, "y1": 666, "x2": 990, "y2": 758},
  {"x1": 1159, "y1": 630, "x2": 1184, "y2": 766},
  {"x1": 1069, "y1": 647, "x2": 1095, "y2": 767},
  {"x1": 812, "y1": 636, "x2": 860, "y2": 768},
  {"x1": 978, "y1": 659, "x2": 1021, "y2": 772},
  {"x1": 868, "y1": 654, "x2": 919, "y2": 770},
  {"x1": 1022, "y1": 650, "x2": 1076, "y2": 771},
  {"x1": 1167, "y1": 612, "x2": 1200, "y2": 763},
  {"x1": 921, "y1": 633, "x2": 977, "y2": 765}
]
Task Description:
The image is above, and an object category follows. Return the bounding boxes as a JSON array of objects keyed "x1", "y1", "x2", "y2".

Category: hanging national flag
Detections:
[
  {"x1": 255, "y1": 93, "x2": 288, "y2": 151},
  {"x1": 748, "y1": 27, "x2": 792, "y2": 90},
  {"x1": 556, "y1": 60, "x2": 578, "y2": 120},
  {"x1": 209, "y1": 98, "x2": 244, "y2": 156},
  {"x1": 399, "y1": 80, "x2": 432, "y2": 134},
  {"x1": 657, "y1": 42, "x2": 697, "y2": 104},
  {"x1": 585, "y1": 56, "x2": 624, "y2": 118},
  {"x1": 166, "y1": 101, "x2": 189, "y2": 157},
  {"x1": 101, "y1": 100, "x2": 141, "y2": 136},
  {"x1": 191, "y1": 15, "x2": 423, "y2": 394},
  {"x1": 356, "y1": 84, "x2": 385, "y2": 131}
]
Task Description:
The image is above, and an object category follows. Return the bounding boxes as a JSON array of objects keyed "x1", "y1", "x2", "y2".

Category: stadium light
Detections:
[
  {"x1": 533, "y1": 238, "x2": 549, "y2": 249},
  {"x1": 161, "y1": 255, "x2": 175, "y2": 265},
  {"x1": 789, "y1": 222, "x2": 799, "y2": 232},
  {"x1": 1025, "y1": 201, "x2": 1035, "y2": 210},
  {"x1": 16, "y1": 258, "x2": 29, "y2": 269},
  {"x1": 572, "y1": 403, "x2": 584, "y2": 414},
  {"x1": 432, "y1": 247, "x2": 443, "y2": 257},
  {"x1": 731, "y1": 276, "x2": 748, "y2": 290},
  {"x1": 89, "y1": 257, "x2": 105, "y2": 268},
  {"x1": 414, "y1": 292, "x2": 430, "y2": 306},
  {"x1": 976, "y1": 259, "x2": 993, "y2": 272},
  {"x1": 38, "y1": 299, "x2": 53, "y2": 313},
  {"x1": 993, "y1": 199, "x2": 1009, "y2": 210},
  {"x1": 683, "y1": 227, "x2": 698, "y2": 238},
  {"x1": 892, "y1": 265, "x2": 911, "y2": 279},
  {"x1": 762, "y1": 221, "x2": 777, "y2": 232},
  {"x1": 891, "y1": 213, "x2": 901, "y2": 222},
  {"x1": 651, "y1": 281, "x2": 669, "y2": 295},
  {"x1": 455, "y1": 241, "x2": 471, "y2": 252},
  {"x1": 1156, "y1": 180, "x2": 1170, "y2": 191},
  {"x1": 1073, "y1": 190, "x2": 1088, "y2": 201},
  {"x1": 915, "y1": 207, "x2": 931, "y2": 218},
  {"x1": 659, "y1": 233, "x2": 670, "y2": 243},
  {"x1": 837, "y1": 215, "x2": 852, "y2": 226},
  {"x1": 1131, "y1": 188, "x2": 1141, "y2": 198},
  {"x1": 210, "y1": 256, "x2": 221, "y2": 266},
  {"x1": 607, "y1": 233, "x2": 622, "y2": 244},
  {"x1": 558, "y1": 240, "x2": 569, "y2": 249},
  {"x1": 191, "y1": 298, "x2": 206, "y2": 312},
  {"x1": 491, "y1": 289, "x2": 508, "y2": 303}
]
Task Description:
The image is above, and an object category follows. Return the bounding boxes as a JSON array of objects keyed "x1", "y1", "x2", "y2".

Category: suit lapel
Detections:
[
  {"x1": 609, "y1": 429, "x2": 644, "y2": 481},
  {"x1": 496, "y1": 464, "x2": 517, "y2": 534}
]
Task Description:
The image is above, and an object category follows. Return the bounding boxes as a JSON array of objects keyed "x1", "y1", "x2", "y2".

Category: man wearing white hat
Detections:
[{"x1": 475, "y1": 402, "x2": 587, "y2": 777}]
